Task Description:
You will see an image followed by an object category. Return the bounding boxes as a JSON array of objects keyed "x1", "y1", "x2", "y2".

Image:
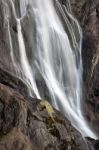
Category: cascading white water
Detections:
[{"x1": 8, "y1": 0, "x2": 97, "y2": 139}]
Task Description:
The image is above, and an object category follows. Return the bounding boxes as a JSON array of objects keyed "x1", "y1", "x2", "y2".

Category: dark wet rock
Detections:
[
  {"x1": 69, "y1": 0, "x2": 99, "y2": 135},
  {"x1": 0, "y1": 83, "x2": 87, "y2": 150},
  {"x1": 0, "y1": 67, "x2": 29, "y2": 97},
  {"x1": 86, "y1": 137, "x2": 99, "y2": 150},
  {"x1": 96, "y1": 3, "x2": 99, "y2": 18}
]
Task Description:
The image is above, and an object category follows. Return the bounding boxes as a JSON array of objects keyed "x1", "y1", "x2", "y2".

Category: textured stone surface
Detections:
[
  {"x1": 70, "y1": 0, "x2": 99, "y2": 136},
  {"x1": 0, "y1": 82, "x2": 87, "y2": 150},
  {"x1": 0, "y1": 0, "x2": 98, "y2": 149}
]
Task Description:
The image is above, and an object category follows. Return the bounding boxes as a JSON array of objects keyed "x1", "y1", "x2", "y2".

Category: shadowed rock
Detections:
[
  {"x1": 86, "y1": 137, "x2": 99, "y2": 150},
  {"x1": 70, "y1": 0, "x2": 99, "y2": 136},
  {"x1": 0, "y1": 82, "x2": 87, "y2": 150}
]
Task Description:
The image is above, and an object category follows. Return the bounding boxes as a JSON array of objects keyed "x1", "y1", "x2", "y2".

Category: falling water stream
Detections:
[{"x1": 8, "y1": 0, "x2": 97, "y2": 140}]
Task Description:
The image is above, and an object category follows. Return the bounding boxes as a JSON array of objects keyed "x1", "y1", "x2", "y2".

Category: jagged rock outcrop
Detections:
[{"x1": 0, "y1": 77, "x2": 87, "y2": 150}]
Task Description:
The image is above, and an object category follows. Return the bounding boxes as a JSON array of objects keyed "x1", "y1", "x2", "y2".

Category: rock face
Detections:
[
  {"x1": 0, "y1": 78, "x2": 87, "y2": 150},
  {"x1": 0, "y1": 0, "x2": 98, "y2": 149},
  {"x1": 70, "y1": 0, "x2": 99, "y2": 136}
]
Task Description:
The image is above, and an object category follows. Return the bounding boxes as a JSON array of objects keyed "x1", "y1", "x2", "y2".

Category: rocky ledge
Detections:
[{"x1": 0, "y1": 72, "x2": 87, "y2": 150}]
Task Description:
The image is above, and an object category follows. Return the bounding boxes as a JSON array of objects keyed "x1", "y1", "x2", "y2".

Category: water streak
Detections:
[{"x1": 8, "y1": 0, "x2": 97, "y2": 139}]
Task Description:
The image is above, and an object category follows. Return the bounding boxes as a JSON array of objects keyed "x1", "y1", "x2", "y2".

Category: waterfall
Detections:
[
  {"x1": 8, "y1": 0, "x2": 97, "y2": 139},
  {"x1": 17, "y1": 19, "x2": 40, "y2": 98}
]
